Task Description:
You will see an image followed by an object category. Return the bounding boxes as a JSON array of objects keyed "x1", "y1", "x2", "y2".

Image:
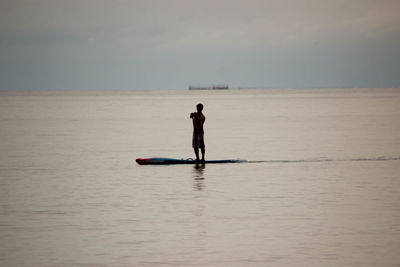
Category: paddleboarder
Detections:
[{"x1": 190, "y1": 103, "x2": 206, "y2": 162}]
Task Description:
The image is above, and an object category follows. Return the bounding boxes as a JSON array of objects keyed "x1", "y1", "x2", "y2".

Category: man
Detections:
[{"x1": 190, "y1": 103, "x2": 206, "y2": 162}]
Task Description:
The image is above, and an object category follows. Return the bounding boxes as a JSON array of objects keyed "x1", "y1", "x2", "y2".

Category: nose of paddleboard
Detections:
[{"x1": 136, "y1": 158, "x2": 150, "y2": 165}]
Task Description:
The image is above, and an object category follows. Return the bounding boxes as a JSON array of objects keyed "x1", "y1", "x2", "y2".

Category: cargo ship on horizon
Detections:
[{"x1": 188, "y1": 84, "x2": 229, "y2": 90}]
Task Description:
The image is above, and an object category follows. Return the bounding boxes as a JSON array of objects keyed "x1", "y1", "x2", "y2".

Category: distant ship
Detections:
[{"x1": 188, "y1": 84, "x2": 229, "y2": 90}]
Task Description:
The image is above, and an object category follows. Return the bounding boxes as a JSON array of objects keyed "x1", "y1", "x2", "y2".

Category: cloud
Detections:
[
  {"x1": 1, "y1": 1, "x2": 396, "y2": 42},
  {"x1": 2, "y1": 0, "x2": 399, "y2": 49}
]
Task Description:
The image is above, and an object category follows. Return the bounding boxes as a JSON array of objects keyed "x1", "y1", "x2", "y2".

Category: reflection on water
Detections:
[{"x1": 193, "y1": 164, "x2": 205, "y2": 191}]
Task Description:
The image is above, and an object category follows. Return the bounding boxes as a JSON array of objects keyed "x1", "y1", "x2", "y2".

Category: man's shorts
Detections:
[{"x1": 192, "y1": 132, "x2": 205, "y2": 149}]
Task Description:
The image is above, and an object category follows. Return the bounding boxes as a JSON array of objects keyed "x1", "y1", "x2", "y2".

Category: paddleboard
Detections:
[{"x1": 136, "y1": 157, "x2": 247, "y2": 165}]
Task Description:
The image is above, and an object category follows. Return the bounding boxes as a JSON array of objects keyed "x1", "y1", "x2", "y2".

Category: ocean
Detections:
[{"x1": 0, "y1": 88, "x2": 399, "y2": 266}]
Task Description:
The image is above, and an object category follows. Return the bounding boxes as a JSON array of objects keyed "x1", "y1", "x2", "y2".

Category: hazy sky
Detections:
[{"x1": 1, "y1": 0, "x2": 399, "y2": 90}]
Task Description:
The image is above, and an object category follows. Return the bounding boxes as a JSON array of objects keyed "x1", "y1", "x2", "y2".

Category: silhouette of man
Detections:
[{"x1": 190, "y1": 103, "x2": 205, "y2": 162}]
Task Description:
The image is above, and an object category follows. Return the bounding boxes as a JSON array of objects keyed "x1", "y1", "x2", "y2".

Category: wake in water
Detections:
[{"x1": 248, "y1": 156, "x2": 400, "y2": 164}]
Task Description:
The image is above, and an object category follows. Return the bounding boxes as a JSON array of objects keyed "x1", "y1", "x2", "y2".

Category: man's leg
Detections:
[
  {"x1": 194, "y1": 148, "x2": 200, "y2": 161},
  {"x1": 200, "y1": 147, "x2": 205, "y2": 161}
]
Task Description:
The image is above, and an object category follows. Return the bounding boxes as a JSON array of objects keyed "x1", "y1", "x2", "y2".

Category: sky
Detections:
[{"x1": 0, "y1": 0, "x2": 399, "y2": 90}]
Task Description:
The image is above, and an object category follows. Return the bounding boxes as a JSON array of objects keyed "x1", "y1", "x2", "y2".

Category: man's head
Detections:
[{"x1": 196, "y1": 103, "x2": 203, "y2": 112}]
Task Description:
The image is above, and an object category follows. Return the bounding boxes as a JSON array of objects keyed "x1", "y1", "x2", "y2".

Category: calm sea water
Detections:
[{"x1": 0, "y1": 88, "x2": 399, "y2": 266}]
